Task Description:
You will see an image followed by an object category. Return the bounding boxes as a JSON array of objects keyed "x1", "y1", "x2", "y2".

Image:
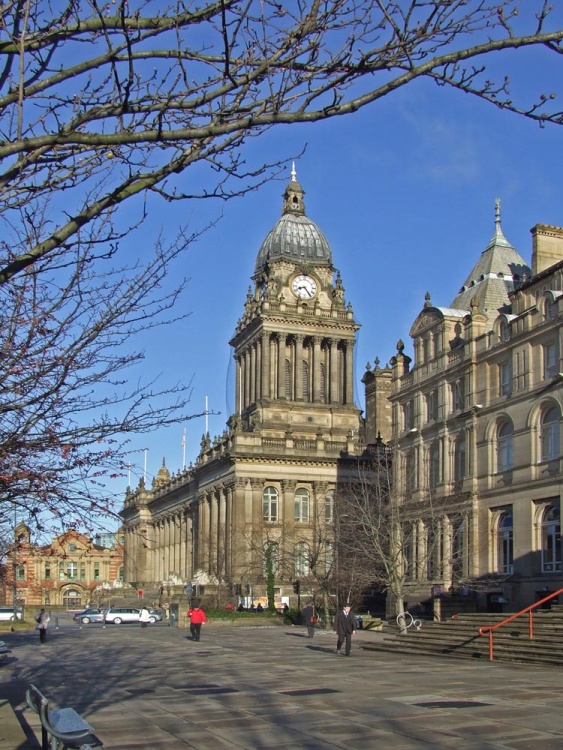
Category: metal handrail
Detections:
[{"x1": 478, "y1": 587, "x2": 563, "y2": 661}]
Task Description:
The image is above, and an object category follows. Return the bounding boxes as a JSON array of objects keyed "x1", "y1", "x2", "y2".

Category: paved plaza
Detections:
[{"x1": 0, "y1": 618, "x2": 562, "y2": 749}]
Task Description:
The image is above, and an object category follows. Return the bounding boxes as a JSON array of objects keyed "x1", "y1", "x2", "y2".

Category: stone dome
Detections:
[{"x1": 255, "y1": 171, "x2": 333, "y2": 273}]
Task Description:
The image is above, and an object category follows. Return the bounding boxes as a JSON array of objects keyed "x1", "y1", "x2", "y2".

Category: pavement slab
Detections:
[{"x1": 0, "y1": 620, "x2": 562, "y2": 750}]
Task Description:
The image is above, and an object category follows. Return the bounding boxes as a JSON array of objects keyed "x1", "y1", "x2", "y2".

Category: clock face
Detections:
[{"x1": 292, "y1": 275, "x2": 318, "y2": 299}]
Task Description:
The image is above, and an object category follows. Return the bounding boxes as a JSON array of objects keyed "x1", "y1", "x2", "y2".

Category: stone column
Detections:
[
  {"x1": 217, "y1": 486, "x2": 226, "y2": 578},
  {"x1": 313, "y1": 336, "x2": 322, "y2": 403},
  {"x1": 345, "y1": 340, "x2": 354, "y2": 405},
  {"x1": 235, "y1": 355, "x2": 241, "y2": 416},
  {"x1": 250, "y1": 343, "x2": 256, "y2": 405},
  {"x1": 277, "y1": 334, "x2": 286, "y2": 400},
  {"x1": 261, "y1": 333, "x2": 270, "y2": 400},
  {"x1": 329, "y1": 338, "x2": 339, "y2": 404},
  {"x1": 225, "y1": 485, "x2": 233, "y2": 580},
  {"x1": 295, "y1": 334, "x2": 304, "y2": 401},
  {"x1": 244, "y1": 348, "x2": 250, "y2": 411}
]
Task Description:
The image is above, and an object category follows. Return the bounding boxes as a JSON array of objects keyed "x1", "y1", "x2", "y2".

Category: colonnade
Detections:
[
  {"x1": 195, "y1": 483, "x2": 235, "y2": 579},
  {"x1": 151, "y1": 508, "x2": 193, "y2": 582},
  {"x1": 235, "y1": 333, "x2": 354, "y2": 413}
]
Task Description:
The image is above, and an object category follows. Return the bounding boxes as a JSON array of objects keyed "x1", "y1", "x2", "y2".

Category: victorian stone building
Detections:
[
  {"x1": 369, "y1": 207, "x2": 563, "y2": 613},
  {"x1": 3, "y1": 526, "x2": 124, "y2": 609},
  {"x1": 121, "y1": 170, "x2": 363, "y2": 603}
]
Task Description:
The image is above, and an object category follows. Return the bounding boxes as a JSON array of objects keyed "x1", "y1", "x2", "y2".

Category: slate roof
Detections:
[{"x1": 450, "y1": 202, "x2": 530, "y2": 315}]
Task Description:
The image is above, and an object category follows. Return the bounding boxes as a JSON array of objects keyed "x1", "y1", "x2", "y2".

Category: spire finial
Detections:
[
  {"x1": 291, "y1": 161, "x2": 297, "y2": 182},
  {"x1": 495, "y1": 197, "x2": 501, "y2": 228}
]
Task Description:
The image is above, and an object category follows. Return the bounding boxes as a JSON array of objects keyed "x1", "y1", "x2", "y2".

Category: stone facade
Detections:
[
  {"x1": 121, "y1": 172, "x2": 363, "y2": 605},
  {"x1": 3, "y1": 526, "x2": 125, "y2": 608},
  {"x1": 372, "y1": 211, "x2": 563, "y2": 613}
]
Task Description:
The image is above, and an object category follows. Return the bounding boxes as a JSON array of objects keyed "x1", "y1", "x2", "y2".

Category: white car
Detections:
[
  {"x1": 103, "y1": 607, "x2": 157, "y2": 624},
  {"x1": 0, "y1": 607, "x2": 22, "y2": 622}
]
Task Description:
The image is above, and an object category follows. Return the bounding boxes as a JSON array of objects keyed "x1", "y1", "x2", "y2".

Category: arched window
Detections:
[
  {"x1": 426, "y1": 524, "x2": 440, "y2": 580},
  {"x1": 405, "y1": 450, "x2": 416, "y2": 493},
  {"x1": 541, "y1": 506, "x2": 561, "y2": 573},
  {"x1": 545, "y1": 297, "x2": 555, "y2": 321},
  {"x1": 302, "y1": 360, "x2": 309, "y2": 401},
  {"x1": 62, "y1": 588, "x2": 82, "y2": 608},
  {"x1": 496, "y1": 511, "x2": 513, "y2": 574},
  {"x1": 324, "y1": 491, "x2": 334, "y2": 523},
  {"x1": 285, "y1": 358, "x2": 291, "y2": 399},
  {"x1": 452, "y1": 519, "x2": 467, "y2": 580},
  {"x1": 429, "y1": 442, "x2": 440, "y2": 488},
  {"x1": 497, "y1": 420, "x2": 514, "y2": 472},
  {"x1": 264, "y1": 542, "x2": 279, "y2": 575},
  {"x1": 454, "y1": 437, "x2": 466, "y2": 481},
  {"x1": 324, "y1": 541, "x2": 334, "y2": 573},
  {"x1": 499, "y1": 319, "x2": 511, "y2": 342},
  {"x1": 541, "y1": 406, "x2": 560, "y2": 461},
  {"x1": 294, "y1": 488, "x2": 309, "y2": 523},
  {"x1": 263, "y1": 487, "x2": 278, "y2": 522},
  {"x1": 295, "y1": 541, "x2": 310, "y2": 576}
]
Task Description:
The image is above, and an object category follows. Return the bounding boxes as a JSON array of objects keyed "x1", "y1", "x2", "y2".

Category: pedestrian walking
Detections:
[
  {"x1": 140, "y1": 607, "x2": 150, "y2": 628},
  {"x1": 302, "y1": 602, "x2": 318, "y2": 638},
  {"x1": 35, "y1": 608, "x2": 50, "y2": 643},
  {"x1": 333, "y1": 603, "x2": 356, "y2": 656},
  {"x1": 187, "y1": 604, "x2": 207, "y2": 641}
]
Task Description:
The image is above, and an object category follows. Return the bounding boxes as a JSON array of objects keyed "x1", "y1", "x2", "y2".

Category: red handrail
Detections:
[{"x1": 479, "y1": 587, "x2": 563, "y2": 661}]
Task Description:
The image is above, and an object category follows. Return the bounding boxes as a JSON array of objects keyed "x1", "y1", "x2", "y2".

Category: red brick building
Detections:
[{"x1": 3, "y1": 525, "x2": 125, "y2": 609}]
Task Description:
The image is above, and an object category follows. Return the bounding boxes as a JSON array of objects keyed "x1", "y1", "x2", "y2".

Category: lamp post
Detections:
[{"x1": 12, "y1": 503, "x2": 18, "y2": 613}]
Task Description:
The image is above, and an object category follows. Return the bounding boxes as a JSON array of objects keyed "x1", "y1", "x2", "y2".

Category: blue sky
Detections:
[{"x1": 117, "y1": 44, "x2": 561, "y2": 495}]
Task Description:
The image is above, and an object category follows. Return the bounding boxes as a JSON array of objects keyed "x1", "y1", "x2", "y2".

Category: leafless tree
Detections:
[
  {"x1": 0, "y1": 0, "x2": 561, "y2": 283},
  {"x1": 0, "y1": 1, "x2": 561, "y2": 534},
  {"x1": 335, "y1": 444, "x2": 476, "y2": 632}
]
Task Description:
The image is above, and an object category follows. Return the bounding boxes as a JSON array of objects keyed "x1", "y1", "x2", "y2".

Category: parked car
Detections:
[
  {"x1": 148, "y1": 608, "x2": 164, "y2": 622},
  {"x1": 72, "y1": 608, "x2": 105, "y2": 624},
  {"x1": 103, "y1": 607, "x2": 142, "y2": 625},
  {"x1": 0, "y1": 607, "x2": 22, "y2": 622}
]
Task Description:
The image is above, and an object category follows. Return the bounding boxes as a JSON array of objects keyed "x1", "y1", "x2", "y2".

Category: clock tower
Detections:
[
  {"x1": 230, "y1": 166, "x2": 361, "y2": 442},
  {"x1": 122, "y1": 167, "x2": 363, "y2": 604}
]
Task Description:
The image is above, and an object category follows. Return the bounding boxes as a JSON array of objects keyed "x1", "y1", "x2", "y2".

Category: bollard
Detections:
[
  {"x1": 169, "y1": 613, "x2": 176, "y2": 628},
  {"x1": 55, "y1": 616, "x2": 59, "y2": 630}
]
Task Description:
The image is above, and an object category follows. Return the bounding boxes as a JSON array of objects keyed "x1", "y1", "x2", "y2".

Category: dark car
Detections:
[{"x1": 72, "y1": 608, "x2": 104, "y2": 624}]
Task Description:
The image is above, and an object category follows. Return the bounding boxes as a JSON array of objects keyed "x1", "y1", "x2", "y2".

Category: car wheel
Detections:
[
  {"x1": 148, "y1": 616, "x2": 156, "y2": 624},
  {"x1": 9, "y1": 615, "x2": 15, "y2": 622},
  {"x1": 113, "y1": 617, "x2": 122, "y2": 624},
  {"x1": 81, "y1": 617, "x2": 90, "y2": 624}
]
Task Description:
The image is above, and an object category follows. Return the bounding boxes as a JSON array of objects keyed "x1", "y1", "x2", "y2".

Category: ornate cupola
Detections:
[{"x1": 229, "y1": 166, "x2": 361, "y2": 443}]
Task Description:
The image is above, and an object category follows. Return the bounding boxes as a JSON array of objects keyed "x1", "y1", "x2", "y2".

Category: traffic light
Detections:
[{"x1": 293, "y1": 579, "x2": 300, "y2": 594}]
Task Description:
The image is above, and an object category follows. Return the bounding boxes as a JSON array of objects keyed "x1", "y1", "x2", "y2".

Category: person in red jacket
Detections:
[{"x1": 187, "y1": 604, "x2": 207, "y2": 641}]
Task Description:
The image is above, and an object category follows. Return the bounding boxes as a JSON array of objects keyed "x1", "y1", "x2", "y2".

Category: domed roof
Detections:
[{"x1": 255, "y1": 167, "x2": 333, "y2": 272}]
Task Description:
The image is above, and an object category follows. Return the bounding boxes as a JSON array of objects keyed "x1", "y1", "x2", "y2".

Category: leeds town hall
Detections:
[{"x1": 121, "y1": 170, "x2": 563, "y2": 614}]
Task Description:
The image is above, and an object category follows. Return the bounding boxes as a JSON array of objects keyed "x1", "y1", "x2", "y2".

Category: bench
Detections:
[{"x1": 26, "y1": 684, "x2": 103, "y2": 750}]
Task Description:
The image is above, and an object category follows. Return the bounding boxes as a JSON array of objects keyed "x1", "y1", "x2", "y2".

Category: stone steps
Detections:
[{"x1": 362, "y1": 610, "x2": 563, "y2": 666}]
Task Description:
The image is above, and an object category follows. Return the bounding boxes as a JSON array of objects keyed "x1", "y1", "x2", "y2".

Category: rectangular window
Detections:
[
  {"x1": 403, "y1": 400, "x2": 414, "y2": 430},
  {"x1": 452, "y1": 378, "x2": 465, "y2": 412},
  {"x1": 44, "y1": 565, "x2": 51, "y2": 581},
  {"x1": 544, "y1": 341, "x2": 559, "y2": 379},
  {"x1": 93, "y1": 563, "x2": 100, "y2": 582},
  {"x1": 16, "y1": 564, "x2": 25, "y2": 581},
  {"x1": 59, "y1": 563, "x2": 65, "y2": 581},
  {"x1": 499, "y1": 360, "x2": 512, "y2": 397},
  {"x1": 426, "y1": 391, "x2": 438, "y2": 422},
  {"x1": 80, "y1": 564, "x2": 86, "y2": 581},
  {"x1": 515, "y1": 348, "x2": 527, "y2": 391}
]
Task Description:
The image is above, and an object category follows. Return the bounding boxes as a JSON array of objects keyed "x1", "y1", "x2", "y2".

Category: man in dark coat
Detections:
[{"x1": 333, "y1": 603, "x2": 356, "y2": 656}]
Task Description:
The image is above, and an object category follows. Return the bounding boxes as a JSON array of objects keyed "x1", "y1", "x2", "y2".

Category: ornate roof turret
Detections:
[
  {"x1": 254, "y1": 165, "x2": 333, "y2": 272},
  {"x1": 450, "y1": 199, "x2": 531, "y2": 314},
  {"x1": 152, "y1": 458, "x2": 170, "y2": 489}
]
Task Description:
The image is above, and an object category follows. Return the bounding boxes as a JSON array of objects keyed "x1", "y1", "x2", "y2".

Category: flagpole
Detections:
[
  {"x1": 143, "y1": 449, "x2": 148, "y2": 483},
  {"x1": 205, "y1": 395, "x2": 209, "y2": 436},
  {"x1": 182, "y1": 428, "x2": 186, "y2": 470}
]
